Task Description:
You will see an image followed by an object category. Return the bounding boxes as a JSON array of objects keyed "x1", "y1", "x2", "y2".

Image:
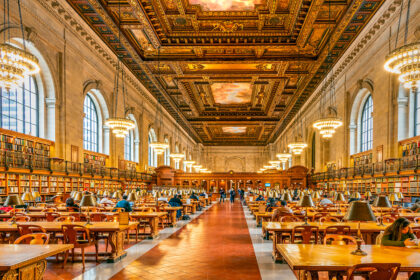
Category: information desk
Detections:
[
  {"x1": 0, "y1": 244, "x2": 73, "y2": 280},
  {"x1": 277, "y1": 244, "x2": 420, "y2": 280},
  {"x1": 0, "y1": 222, "x2": 137, "y2": 262}
]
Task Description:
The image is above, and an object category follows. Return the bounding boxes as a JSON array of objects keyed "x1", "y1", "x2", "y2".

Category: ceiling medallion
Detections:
[{"x1": 212, "y1": 21, "x2": 243, "y2": 33}]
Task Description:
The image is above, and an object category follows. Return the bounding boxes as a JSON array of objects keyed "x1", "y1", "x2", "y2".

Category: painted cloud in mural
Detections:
[
  {"x1": 222, "y1": 127, "x2": 247, "y2": 133},
  {"x1": 189, "y1": 0, "x2": 263, "y2": 11},
  {"x1": 211, "y1": 83, "x2": 252, "y2": 104}
]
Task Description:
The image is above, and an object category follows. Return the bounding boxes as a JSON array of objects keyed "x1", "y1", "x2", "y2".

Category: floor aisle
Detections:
[{"x1": 111, "y1": 200, "x2": 261, "y2": 280}]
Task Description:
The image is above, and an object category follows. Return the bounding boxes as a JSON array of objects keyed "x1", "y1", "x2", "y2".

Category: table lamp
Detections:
[
  {"x1": 127, "y1": 193, "x2": 137, "y2": 203},
  {"x1": 73, "y1": 192, "x2": 83, "y2": 202},
  {"x1": 97, "y1": 190, "x2": 103, "y2": 196},
  {"x1": 103, "y1": 190, "x2": 110, "y2": 197},
  {"x1": 397, "y1": 192, "x2": 404, "y2": 200},
  {"x1": 364, "y1": 191, "x2": 372, "y2": 201},
  {"x1": 112, "y1": 191, "x2": 122, "y2": 200},
  {"x1": 334, "y1": 193, "x2": 346, "y2": 213},
  {"x1": 373, "y1": 196, "x2": 391, "y2": 226},
  {"x1": 281, "y1": 192, "x2": 293, "y2": 202},
  {"x1": 344, "y1": 201, "x2": 376, "y2": 256},
  {"x1": 4, "y1": 195, "x2": 24, "y2": 225},
  {"x1": 329, "y1": 190, "x2": 337, "y2": 198},
  {"x1": 388, "y1": 193, "x2": 399, "y2": 206},
  {"x1": 80, "y1": 194, "x2": 96, "y2": 225},
  {"x1": 32, "y1": 191, "x2": 41, "y2": 203},
  {"x1": 298, "y1": 194, "x2": 315, "y2": 225},
  {"x1": 351, "y1": 192, "x2": 361, "y2": 200},
  {"x1": 312, "y1": 191, "x2": 321, "y2": 201},
  {"x1": 21, "y1": 191, "x2": 34, "y2": 203},
  {"x1": 70, "y1": 191, "x2": 76, "y2": 198},
  {"x1": 344, "y1": 190, "x2": 350, "y2": 197}
]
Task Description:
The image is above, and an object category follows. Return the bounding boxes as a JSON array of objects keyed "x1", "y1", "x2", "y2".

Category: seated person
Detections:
[
  {"x1": 66, "y1": 197, "x2": 80, "y2": 212},
  {"x1": 255, "y1": 195, "x2": 265, "y2": 201},
  {"x1": 189, "y1": 192, "x2": 199, "y2": 201},
  {"x1": 411, "y1": 199, "x2": 420, "y2": 212},
  {"x1": 265, "y1": 198, "x2": 279, "y2": 212},
  {"x1": 99, "y1": 195, "x2": 114, "y2": 205},
  {"x1": 348, "y1": 197, "x2": 360, "y2": 204},
  {"x1": 115, "y1": 195, "x2": 132, "y2": 212},
  {"x1": 169, "y1": 195, "x2": 183, "y2": 207},
  {"x1": 319, "y1": 195, "x2": 333, "y2": 206},
  {"x1": 272, "y1": 200, "x2": 293, "y2": 221},
  {"x1": 157, "y1": 196, "x2": 168, "y2": 202}
]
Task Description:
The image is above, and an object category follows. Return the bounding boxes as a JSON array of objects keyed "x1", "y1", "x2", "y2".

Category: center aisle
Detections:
[{"x1": 111, "y1": 200, "x2": 261, "y2": 280}]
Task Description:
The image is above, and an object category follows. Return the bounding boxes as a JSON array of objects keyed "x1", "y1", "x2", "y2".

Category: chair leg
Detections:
[
  {"x1": 95, "y1": 242, "x2": 99, "y2": 263},
  {"x1": 63, "y1": 250, "x2": 69, "y2": 268},
  {"x1": 81, "y1": 248, "x2": 85, "y2": 269},
  {"x1": 72, "y1": 248, "x2": 75, "y2": 263},
  {"x1": 105, "y1": 237, "x2": 109, "y2": 252}
]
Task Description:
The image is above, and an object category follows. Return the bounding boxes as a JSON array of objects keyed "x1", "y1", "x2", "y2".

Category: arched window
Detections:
[
  {"x1": 360, "y1": 95, "x2": 373, "y2": 152},
  {"x1": 1, "y1": 75, "x2": 39, "y2": 136},
  {"x1": 83, "y1": 95, "x2": 99, "y2": 152},
  {"x1": 124, "y1": 130, "x2": 133, "y2": 161},
  {"x1": 164, "y1": 137, "x2": 170, "y2": 166},
  {"x1": 148, "y1": 129, "x2": 157, "y2": 167}
]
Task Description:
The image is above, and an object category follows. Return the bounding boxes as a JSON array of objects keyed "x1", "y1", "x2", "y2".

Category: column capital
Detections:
[
  {"x1": 45, "y1": 98, "x2": 56, "y2": 107},
  {"x1": 397, "y1": 97, "x2": 408, "y2": 105}
]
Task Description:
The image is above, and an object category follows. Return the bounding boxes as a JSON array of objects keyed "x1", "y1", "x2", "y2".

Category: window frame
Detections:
[
  {"x1": 83, "y1": 95, "x2": 100, "y2": 152},
  {"x1": 360, "y1": 95, "x2": 373, "y2": 152}
]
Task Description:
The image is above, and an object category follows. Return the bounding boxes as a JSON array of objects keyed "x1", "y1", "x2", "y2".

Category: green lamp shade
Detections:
[
  {"x1": 112, "y1": 191, "x2": 122, "y2": 200},
  {"x1": 351, "y1": 192, "x2": 361, "y2": 199},
  {"x1": 4, "y1": 195, "x2": 24, "y2": 206},
  {"x1": 344, "y1": 201, "x2": 376, "y2": 222},
  {"x1": 388, "y1": 193, "x2": 399, "y2": 202},
  {"x1": 334, "y1": 193, "x2": 346, "y2": 202},
  {"x1": 298, "y1": 194, "x2": 315, "y2": 208},
  {"x1": 373, "y1": 196, "x2": 392, "y2": 208},
  {"x1": 80, "y1": 195, "x2": 96, "y2": 207},
  {"x1": 281, "y1": 192, "x2": 293, "y2": 202},
  {"x1": 127, "y1": 193, "x2": 137, "y2": 202},
  {"x1": 73, "y1": 192, "x2": 83, "y2": 201},
  {"x1": 21, "y1": 191, "x2": 33, "y2": 201}
]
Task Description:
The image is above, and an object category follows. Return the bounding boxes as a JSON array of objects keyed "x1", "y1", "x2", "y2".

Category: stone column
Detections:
[
  {"x1": 45, "y1": 98, "x2": 56, "y2": 141},
  {"x1": 397, "y1": 97, "x2": 408, "y2": 141},
  {"x1": 349, "y1": 123, "x2": 357, "y2": 155},
  {"x1": 134, "y1": 139, "x2": 140, "y2": 163},
  {"x1": 409, "y1": 89, "x2": 416, "y2": 138}
]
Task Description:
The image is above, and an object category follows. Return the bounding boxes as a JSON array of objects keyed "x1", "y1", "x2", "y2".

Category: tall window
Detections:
[
  {"x1": 124, "y1": 130, "x2": 133, "y2": 161},
  {"x1": 83, "y1": 95, "x2": 99, "y2": 152},
  {"x1": 360, "y1": 95, "x2": 373, "y2": 152},
  {"x1": 164, "y1": 138, "x2": 170, "y2": 166},
  {"x1": 148, "y1": 130, "x2": 157, "y2": 167},
  {"x1": 1, "y1": 75, "x2": 39, "y2": 136},
  {"x1": 415, "y1": 90, "x2": 420, "y2": 136}
]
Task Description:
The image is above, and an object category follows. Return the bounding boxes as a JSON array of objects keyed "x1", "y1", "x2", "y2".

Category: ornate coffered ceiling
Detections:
[{"x1": 67, "y1": 0, "x2": 385, "y2": 145}]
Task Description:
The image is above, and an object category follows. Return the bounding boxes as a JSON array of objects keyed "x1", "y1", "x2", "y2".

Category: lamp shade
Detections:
[
  {"x1": 97, "y1": 190, "x2": 103, "y2": 196},
  {"x1": 397, "y1": 192, "x2": 404, "y2": 199},
  {"x1": 4, "y1": 195, "x2": 24, "y2": 206},
  {"x1": 80, "y1": 195, "x2": 96, "y2": 207},
  {"x1": 21, "y1": 191, "x2": 33, "y2": 201},
  {"x1": 334, "y1": 193, "x2": 346, "y2": 202},
  {"x1": 388, "y1": 193, "x2": 399, "y2": 202},
  {"x1": 312, "y1": 191, "x2": 321, "y2": 200},
  {"x1": 103, "y1": 190, "x2": 110, "y2": 197},
  {"x1": 344, "y1": 190, "x2": 350, "y2": 196},
  {"x1": 351, "y1": 192, "x2": 361, "y2": 199},
  {"x1": 365, "y1": 191, "x2": 372, "y2": 198},
  {"x1": 70, "y1": 191, "x2": 76, "y2": 198},
  {"x1": 127, "y1": 193, "x2": 137, "y2": 202},
  {"x1": 281, "y1": 192, "x2": 293, "y2": 202},
  {"x1": 374, "y1": 196, "x2": 392, "y2": 208},
  {"x1": 298, "y1": 195, "x2": 315, "y2": 208},
  {"x1": 112, "y1": 191, "x2": 122, "y2": 200},
  {"x1": 73, "y1": 192, "x2": 83, "y2": 201},
  {"x1": 344, "y1": 201, "x2": 376, "y2": 222},
  {"x1": 32, "y1": 191, "x2": 40, "y2": 199}
]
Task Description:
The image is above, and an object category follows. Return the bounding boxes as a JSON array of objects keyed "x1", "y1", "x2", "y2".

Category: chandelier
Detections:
[
  {"x1": 268, "y1": 160, "x2": 281, "y2": 168},
  {"x1": 276, "y1": 152, "x2": 292, "y2": 163},
  {"x1": 0, "y1": 0, "x2": 40, "y2": 90},
  {"x1": 105, "y1": 117, "x2": 135, "y2": 138},
  {"x1": 288, "y1": 142, "x2": 307, "y2": 155},
  {"x1": 384, "y1": 41, "x2": 420, "y2": 89},
  {"x1": 150, "y1": 142, "x2": 169, "y2": 155},
  {"x1": 170, "y1": 153, "x2": 185, "y2": 163},
  {"x1": 313, "y1": 115, "x2": 343, "y2": 138}
]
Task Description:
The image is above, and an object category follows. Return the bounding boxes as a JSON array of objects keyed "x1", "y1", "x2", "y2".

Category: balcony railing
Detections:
[
  {"x1": 0, "y1": 150, "x2": 152, "y2": 182},
  {"x1": 312, "y1": 155, "x2": 420, "y2": 183}
]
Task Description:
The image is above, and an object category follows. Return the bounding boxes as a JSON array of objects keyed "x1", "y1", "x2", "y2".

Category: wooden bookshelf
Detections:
[
  {"x1": 350, "y1": 150, "x2": 373, "y2": 167},
  {"x1": 83, "y1": 150, "x2": 108, "y2": 166},
  {"x1": 399, "y1": 135, "x2": 420, "y2": 157}
]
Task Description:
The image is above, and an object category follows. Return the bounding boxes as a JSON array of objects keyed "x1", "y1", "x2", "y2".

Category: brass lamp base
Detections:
[{"x1": 351, "y1": 238, "x2": 367, "y2": 256}]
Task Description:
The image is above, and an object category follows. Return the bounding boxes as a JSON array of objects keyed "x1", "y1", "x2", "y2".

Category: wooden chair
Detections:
[
  {"x1": 90, "y1": 213, "x2": 107, "y2": 222},
  {"x1": 291, "y1": 226, "x2": 319, "y2": 244},
  {"x1": 9, "y1": 215, "x2": 30, "y2": 222},
  {"x1": 69, "y1": 213, "x2": 84, "y2": 222},
  {"x1": 324, "y1": 234, "x2": 357, "y2": 245},
  {"x1": 54, "y1": 216, "x2": 76, "y2": 222},
  {"x1": 112, "y1": 207, "x2": 125, "y2": 213},
  {"x1": 279, "y1": 216, "x2": 302, "y2": 222},
  {"x1": 45, "y1": 212, "x2": 61, "y2": 222},
  {"x1": 62, "y1": 224, "x2": 98, "y2": 268},
  {"x1": 411, "y1": 226, "x2": 420, "y2": 239},
  {"x1": 381, "y1": 215, "x2": 396, "y2": 223},
  {"x1": 258, "y1": 204, "x2": 266, "y2": 213},
  {"x1": 399, "y1": 208, "x2": 413, "y2": 214},
  {"x1": 42, "y1": 207, "x2": 58, "y2": 213},
  {"x1": 9, "y1": 208, "x2": 25, "y2": 214},
  {"x1": 324, "y1": 225, "x2": 351, "y2": 235},
  {"x1": 17, "y1": 224, "x2": 46, "y2": 235},
  {"x1": 14, "y1": 233, "x2": 50, "y2": 245},
  {"x1": 312, "y1": 212, "x2": 329, "y2": 222},
  {"x1": 319, "y1": 216, "x2": 341, "y2": 223},
  {"x1": 346, "y1": 263, "x2": 400, "y2": 280}
]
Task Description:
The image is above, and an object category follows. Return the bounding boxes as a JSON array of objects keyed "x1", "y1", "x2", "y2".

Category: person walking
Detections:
[
  {"x1": 229, "y1": 188, "x2": 236, "y2": 203},
  {"x1": 219, "y1": 188, "x2": 225, "y2": 203}
]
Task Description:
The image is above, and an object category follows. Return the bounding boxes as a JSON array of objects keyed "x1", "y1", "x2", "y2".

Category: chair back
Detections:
[
  {"x1": 54, "y1": 216, "x2": 75, "y2": 222},
  {"x1": 398, "y1": 209, "x2": 413, "y2": 214},
  {"x1": 279, "y1": 216, "x2": 301, "y2": 222},
  {"x1": 312, "y1": 212, "x2": 328, "y2": 222},
  {"x1": 17, "y1": 224, "x2": 46, "y2": 235},
  {"x1": 411, "y1": 226, "x2": 420, "y2": 239},
  {"x1": 113, "y1": 207, "x2": 125, "y2": 213},
  {"x1": 258, "y1": 204, "x2": 266, "y2": 213},
  {"x1": 376, "y1": 231, "x2": 385, "y2": 245},
  {"x1": 291, "y1": 225, "x2": 319, "y2": 244},
  {"x1": 346, "y1": 263, "x2": 400, "y2": 280},
  {"x1": 62, "y1": 224, "x2": 91, "y2": 245},
  {"x1": 324, "y1": 225, "x2": 351, "y2": 235},
  {"x1": 381, "y1": 215, "x2": 396, "y2": 223},
  {"x1": 14, "y1": 233, "x2": 50, "y2": 245},
  {"x1": 42, "y1": 208, "x2": 58, "y2": 213},
  {"x1": 10, "y1": 208, "x2": 25, "y2": 214},
  {"x1": 45, "y1": 212, "x2": 60, "y2": 222},
  {"x1": 9, "y1": 215, "x2": 30, "y2": 222},
  {"x1": 324, "y1": 234, "x2": 357, "y2": 245},
  {"x1": 69, "y1": 213, "x2": 83, "y2": 222},
  {"x1": 319, "y1": 216, "x2": 340, "y2": 223},
  {"x1": 90, "y1": 213, "x2": 107, "y2": 222}
]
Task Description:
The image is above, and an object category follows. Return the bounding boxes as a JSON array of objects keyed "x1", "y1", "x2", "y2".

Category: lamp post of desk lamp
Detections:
[
  {"x1": 373, "y1": 196, "x2": 391, "y2": 227},
  {"x1": 80, "y1": 194, "x2": 96, "y2": 226},
  {"x1": 298, "y1": 194, "x2": 315, "y2": 226},
  {"x1": 4, "y1": 195, "x2": 24, "y2": 225}
]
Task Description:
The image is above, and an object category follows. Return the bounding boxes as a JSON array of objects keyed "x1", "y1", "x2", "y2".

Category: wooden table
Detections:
[
  {"x1": 255, "y1": 212, "x2": 274, "y2": 227},
  {"x1": 0, "y1": 222, "x2": 137, "y2": 262},
  {"x1": 162, "y1": 207, "x2": 183, "y2": 227},
  {"x1": 265, "y1": 221, "x2": 391, "y2": 261},
  {"x1": 129, "y1": 212, "x2": 168, "y2": 238},
  {"x1": 277, "y1": 244, "x2": 420, "y2": 280},
  {"x1": 0, "y1": 244, "x2": 73, "y2": 280}
]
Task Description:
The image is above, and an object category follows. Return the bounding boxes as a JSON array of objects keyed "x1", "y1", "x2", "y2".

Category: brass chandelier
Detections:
[
  {"x1": 0, "y1": 0, "x2": 40, "y2": 89},
  {"x1": 384, "y1": 0, "x2": 419, "y2": 89},
  {"x1": 105, "y1": 2, "x2": 134, "y2": 137}
]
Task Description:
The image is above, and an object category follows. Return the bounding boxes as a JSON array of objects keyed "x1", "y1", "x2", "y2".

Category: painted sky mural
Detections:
[
  {"x1": 189, "y1": 0, "x2": 263, "y2": 11},
  {"x1": 222, "y1": 127, "x2": 247, "y2": 133},
  {"x1": 211, "y1": 83, "x2": 252, "y2": 104}
]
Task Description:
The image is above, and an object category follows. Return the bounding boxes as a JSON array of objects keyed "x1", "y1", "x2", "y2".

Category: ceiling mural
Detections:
[
  {"x1": 188, "y1": 0, "x2": 265, "y2": 11},
  {"x1": 67, "y1": 0, "x2": 386, "y2": 145},
  {"x1": 222, "y1": 127, "x2": 247, "y2": 133},
  {"x1": 211, "y1": 83, "x2": 252, "y2": 105}
]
